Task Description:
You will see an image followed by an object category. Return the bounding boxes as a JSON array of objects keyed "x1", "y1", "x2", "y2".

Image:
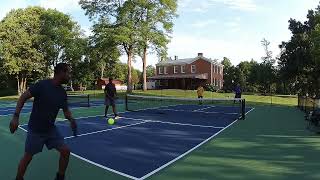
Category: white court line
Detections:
[
  {"x1": 119, "y1": 117, "x2": 225, "y2": 129},
  {"x1": 18, "y1": 126, "x2": 28, "y2": 132},
  {"x1": 157, "y1": 108, "x2": 238, "y2": 115},
  {"x1": 139, "y1": 117, "x2": 240, "y2": 180},
  {"x1": 246, "y1": 107, "x2": 255, "y2": 115},
  {"x1": 70, "y1": 153, "x2": 140, "y2": 180},
  {"x1": 193, "y1": 106, "x2": 215, "y2": 112},
  {"x1": 64, "y1": 121, "x2": 148, "y2": 139}
]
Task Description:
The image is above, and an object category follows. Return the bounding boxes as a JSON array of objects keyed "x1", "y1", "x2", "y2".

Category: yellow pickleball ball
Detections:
[{"x1": 108, "y1": 118, "x2": 115, "y2": 125}]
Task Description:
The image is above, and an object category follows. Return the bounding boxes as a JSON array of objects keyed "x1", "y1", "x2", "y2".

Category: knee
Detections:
[
  {"x1": 60, "y1": 147, "x2": 70, "y2": 158},
  {"x1": 22, "y1": 153, "x2": 33, "y2": 162}
]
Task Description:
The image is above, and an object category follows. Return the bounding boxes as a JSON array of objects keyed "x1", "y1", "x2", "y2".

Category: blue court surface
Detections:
[{"x1": 19, "y1": 105, "x2": 254, "y2": 180}]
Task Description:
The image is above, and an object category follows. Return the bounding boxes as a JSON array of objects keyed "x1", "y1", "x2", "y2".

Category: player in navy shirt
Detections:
[
  {"x1": 10, "y1": 63, "x2": 77, "y2": 180},
  {"x1": 104, "y1": 77, "x2": 119, "y2": 119},
  {"x1": 234, "y1": 84, "x2": 242, "y2": 103}
]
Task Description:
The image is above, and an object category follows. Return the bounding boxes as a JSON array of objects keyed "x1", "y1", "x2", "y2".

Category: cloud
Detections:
[
  {"x1": 191, "y1": 20, "x2": 217, "y2": 28},
  {"x1": 178, "y1": 0, "x2": 258, "y2": 12},
  {"x1": 166, "y1": 34, "x2": 266, "y2": 65},
  {"x1": 210, "y1": 0, "x2": 258, "y2": 11},
  {"x1": 0, "y1": 0, "x2": 28, "y2": 20},
  {"x1": 125, "y1": 33, "x2": 273, "y2": 70},
  {"x1": 81, "y1": 26, "x2": 92, "y2": 37},
  {"x1": 225, "y1": 17, "x2": 241, "y2": 32},
  {"x1": 39, "y1": 0, "x2": 81, "y2": 12}
]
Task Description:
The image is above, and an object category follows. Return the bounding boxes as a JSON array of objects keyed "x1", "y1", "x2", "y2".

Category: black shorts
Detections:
[
  {"x1": 105, "y1": 97, "x2": 116, "y2": 106},
  {"x1": 198, "y1": 96, "x2": 203, "y2": 98},
  {"x1": 235, "y1": 93, "x2": 241, "y2": 98}
]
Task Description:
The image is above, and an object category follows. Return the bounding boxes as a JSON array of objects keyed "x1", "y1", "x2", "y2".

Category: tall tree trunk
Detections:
[
  {"x1": 127, "y1": 46, "x2": 133, "y2": 93},
  {"x1": 16, "y1": 75, "x2": 20, "y2": 96},
  {"x1": 17, "y1": 73, "x2": 27, "y2": 95},
  {"x1": 100, "y1": 62, "x2": 105, "y2": 78},
  {"x1": 143, "y1": 46, "x2": 147, "y2": 91}
]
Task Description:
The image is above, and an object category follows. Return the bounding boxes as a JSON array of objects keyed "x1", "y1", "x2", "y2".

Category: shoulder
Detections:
[{"x1": 32, "y1": 79, "x2": 48, "y2": 88}]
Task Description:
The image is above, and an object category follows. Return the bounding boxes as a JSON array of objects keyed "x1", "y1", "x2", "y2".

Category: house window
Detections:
[
  {"x1": 191, "y1": 65, "x2": 196, "y2": 73},
  {"x1": 174, "y1": 66, "x2": 178, "y2": 74},
  {"x1": 181, "y1": 65, "x2": 185, "y2": 73},
  {"x1": 164, "y1": 66, "x2": 168, "y2": 74},
  {"x1": 213, "y1": 65, "x2": 215, "y2": 73},
  {"x1": 158, "y1": 67, "x2": 163, "y2": 74},
  {"x1": 213, "y1": 78, "x2": 216, "y2": 86}
]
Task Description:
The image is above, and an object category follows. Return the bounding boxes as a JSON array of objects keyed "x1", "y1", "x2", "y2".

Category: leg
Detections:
[
  {"x1": 17, "y1": 131, "x2": 45, "y2": 180},
  {"x1": 16, "y1": 153, "x2": 33, "y2": 180},
  {"x1": 56, "y1": 145, "x2": 70, "y2": 179},
  {"x1": 104, "y1": 105, "x2": 109, "y2": 117},
  {"x1": 46, "y1": 128, "x2": 69, "y2": 180},
  {"x1": 112, "y1": 104, "x2": 118, "y2": 118}
]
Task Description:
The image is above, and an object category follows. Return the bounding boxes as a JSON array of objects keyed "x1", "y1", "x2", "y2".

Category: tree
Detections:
[
  {"x1": 135, "y1": 0, "x2": 177, "y2": 91},
  {"x1": 221, "y1": 57, "x2": 232, "y2": 69},
  {"x1": 88, "y1": 20, "x2": 120, "y2": 79},
  {"x1": 39, "y1": 8, "x2": 84, "y2": 77},
  {"x1": 260, "y1": 38, "x2": 276, "y2": 94},
  {"x1": 0, "y1": 7, "x2": 45, "y2": 94},
  {"x1": 278, "y1": 6, "x2": 320, "y2": 97},
  {"x1": 80, "y1": 0, "x2": 177, "y2": 93},
  {"x1": 0, "y1": 7, "x2": 85, "y2": 94},
  {"x1": 221, "y1": 57, "x2": 234, "y2": 92},
  {"x1": 80, "y1": 0, "x2": 141, "y2": 93},
  {"x1": 146, "y1": 65, "x2": 155, "y2": 77}
]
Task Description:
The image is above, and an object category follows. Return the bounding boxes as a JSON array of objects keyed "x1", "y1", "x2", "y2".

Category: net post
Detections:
[
  {"x1": 87, "y1": 94, "x2": 90, "y2": 107},
  {"x1": 125, "y1": 94, "x2": 128, "y2": 111},
  {"x1": 241, "y1": 99, "x2": 246, "y2": 120}
]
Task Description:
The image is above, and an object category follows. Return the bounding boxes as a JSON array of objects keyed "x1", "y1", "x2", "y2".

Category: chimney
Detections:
[
  {"x1": 174, "y1": 56, "x2": 178, "y2": 60},
  {"x1": 198, "y1": 53, "x2": 203, "y2": 57}
]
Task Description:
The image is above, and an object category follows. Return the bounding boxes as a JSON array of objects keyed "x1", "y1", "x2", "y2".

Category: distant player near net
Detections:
[
  {"x1": 234, "y1": 84, "x2": 242, "y2": 103},
  {"x1": 197, "y1": 84, "x2": 205, "y2": 105},
  {"x1": 9, "y1": 63, "x2": 77, "y2": 180},
  {"x1": 104, "y1": 77, "x2": 119, "y2": 119}
]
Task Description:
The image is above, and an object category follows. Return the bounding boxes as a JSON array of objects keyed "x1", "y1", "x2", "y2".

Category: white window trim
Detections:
[
  {"x1": 174, "y1": 66, "x2": 178, "y2": 74},
  {"x1": 181, "y1": 65, "x2": 185, "y2": 73},
  {"x1": 191, "y1": 65, "x2": 196, "y2": 73},
  {"x1": 158, "y1": 67, "x2": 163, "y2": 74},
  {"x1": 164, "y1": 66, "x2": 168, "y2": 74}
]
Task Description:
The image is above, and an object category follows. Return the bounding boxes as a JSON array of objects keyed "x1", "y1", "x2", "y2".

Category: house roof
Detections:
[
  {"x1": 99, "y1": 78, "x2": 123, "y2": 84},
  {"x1": 148, "y1": 73, "x2": 208, "y2": 80},
  {"x1": 156, "y1": 55, "x2": 223, "y2": 66}
]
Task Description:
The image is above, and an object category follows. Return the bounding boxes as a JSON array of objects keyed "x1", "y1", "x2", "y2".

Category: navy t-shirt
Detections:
[
  {"x1": 104, "y1": 83, "x2": 116, "y2": 98},
  {"x1": 28, "y1": 80, "x2": 67, "y2": 133}
]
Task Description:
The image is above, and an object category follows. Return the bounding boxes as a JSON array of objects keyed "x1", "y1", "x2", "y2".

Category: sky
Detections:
[{"x1": 1, "y1": 0, "x2": 320, "y2": 70}]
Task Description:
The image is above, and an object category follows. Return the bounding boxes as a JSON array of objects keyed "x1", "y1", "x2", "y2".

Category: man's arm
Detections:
[
  {"x1": 10, "y1": 90, "x2": 32, "y2": 133},
  {"x1": 63, "y1": 107, "x2": 77, "y2": 135},
  {"x1": 63, "y1": 107, "x2": 75, "y2": 123}
]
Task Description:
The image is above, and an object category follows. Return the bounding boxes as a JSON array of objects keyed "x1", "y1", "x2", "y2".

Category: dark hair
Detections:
[
  {"x1": 54, "y1": 63, "x2": 69, "y2": 75},
  {"x1": 109, "y1": 77, "x2": 113, "y2": 81}
]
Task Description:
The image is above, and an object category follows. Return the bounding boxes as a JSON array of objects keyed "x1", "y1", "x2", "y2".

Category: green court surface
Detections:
[{"x1": 1, "y1": 97, "x2": 319, "y2": 180}]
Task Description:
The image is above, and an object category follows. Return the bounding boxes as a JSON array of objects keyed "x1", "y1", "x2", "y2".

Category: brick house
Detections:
[
  {"x1": 149, "y1": 53, "x2": 223, "y2": 90},
  {"x1": 96, "y1": 78, "x2": 124, "y2": 90}
]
